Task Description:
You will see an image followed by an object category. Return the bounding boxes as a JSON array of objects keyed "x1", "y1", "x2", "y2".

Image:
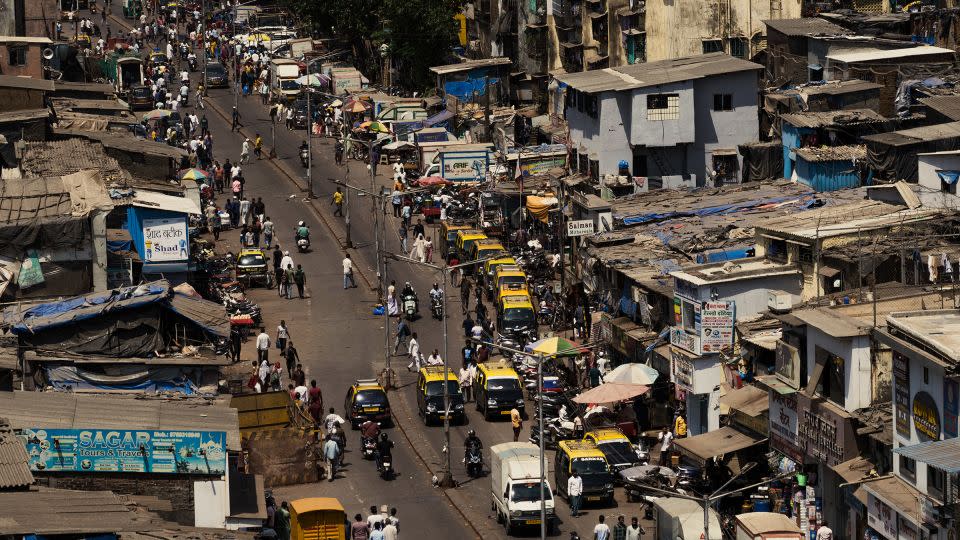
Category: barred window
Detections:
[{"x1": 646, "y1": 94, "x2": 679, "y2": 121}]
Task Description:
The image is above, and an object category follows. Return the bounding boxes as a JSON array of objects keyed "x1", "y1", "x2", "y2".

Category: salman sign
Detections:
[{"x1": 18, "y1": 428, "x2": 227, "y2": 475}]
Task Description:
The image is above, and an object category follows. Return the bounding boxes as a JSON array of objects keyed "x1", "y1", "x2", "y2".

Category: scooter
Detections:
[
  {"x1": 299, "y1": 146, "x2": 309, "y2": 168},
  {"x1": 361, "y1": 436, "x2": 377, "y2": 460},
  {"x1": 402, "y1": 293, "x2": 418, "y2": 320},
  {"x1": 296, "y1": 236, "x2": 310, "y2": 253},
  {"x1": 378, "y1": 454, "x2": 394, "y2": 480},
  {"x1": 430, "y1": 293, "x2": 443, "y2": 319},
  {"x1": 465, "y1": 442, "x2": 482, "y2": 478}
]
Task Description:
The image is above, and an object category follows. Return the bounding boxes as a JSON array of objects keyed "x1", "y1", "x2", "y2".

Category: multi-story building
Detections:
[{"x1": 556, "y1": 53, "x2": 761, "y2": 181}]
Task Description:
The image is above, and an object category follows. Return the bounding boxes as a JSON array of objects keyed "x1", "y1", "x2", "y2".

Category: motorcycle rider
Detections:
[
  {"x1": 361, "y1": 418, "x2": 381, "y2": 440},
  {"x1": 464, "y1": 429, "x2": 483, "y2": 476},
  {"x1": 299, "y1": 141, "x2": 309, "y2": 166},
  {"x1": 401, "y1": 281, "x2": 416, "y2": 299},
  {"x1": 429, "y1": 283, "x2": 443, "y2": 300},
  {"x1": 179, "y1": 83, "x2": 189, "y2": 103},
  {"x1": 375, "y1": 432, "x2": 394, "y2": 472},
  {"x1": 295, "y1": 221, "x2": 310, "y2": 241}
]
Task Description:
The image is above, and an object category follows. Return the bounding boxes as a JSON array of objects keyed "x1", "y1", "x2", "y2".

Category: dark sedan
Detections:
[{"x1": 204, "y1": 64, "x2": 229, "y2": 88}]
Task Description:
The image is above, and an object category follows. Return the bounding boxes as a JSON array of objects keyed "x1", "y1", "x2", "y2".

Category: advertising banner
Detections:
[
  {"x1": 893, "y1": 352, "x2": 911, "y2": 439},
  {"x1": 441, "y1": 150, "x2": 489, "y2": 181},
  {"x1": 700, "y1": 301, "x2": 735, "y2": 353},
  {"x1": 18, "y1": 428, "x2": 227, "y2": 475},
  {"x1": 142, "y1": 217, "x2": 189, "y2": 262}
]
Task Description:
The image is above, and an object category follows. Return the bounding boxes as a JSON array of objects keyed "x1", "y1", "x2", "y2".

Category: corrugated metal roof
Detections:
[
  {"x1": 720, "y1": 384, "x2": 769, "y2": 417},
  {"x1": 0, "y1": 391, "x2": 240, "y2": 451},
  {"x1": 674, "y1": 426, "x2": 764, "y2": 463},
  {"x1": 795, "y1": 144, "x2": 867, "y2": 162},
  {"x1": 430, "y1": 57, "x2": 512, "y2": 75},
  {"x1": 0, "y1": 74, "x2": 55, "y2": 91},
  {"x1": 862, "y1": 121, "x2": 960, "y2": 147},
  {"x1": 763, "y1": 17, "x2": 849, "y2": 36},
  {"x1": 893, "y1": 440, "x2": 960, "y2": 472},
  {"x1": 0, "y1": 419, "x2": 33, "y2": 488},
  {"x1": 827, "y1": 45, "x2": 955, "y2": 63},
  {"x1": 920, "y1": 95, "x2": 960, "y2": 121},
  {"x1": 0, "y1": 488, "x2": 164, "y2": 535},
  {"x1": 780, "y1": 108, "x2": 886, "y2": 128},
  {"x1": 555, "y1": 53, "x2": 762, "y2": 94}
]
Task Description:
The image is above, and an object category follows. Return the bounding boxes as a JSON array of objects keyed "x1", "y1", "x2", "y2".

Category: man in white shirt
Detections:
[
  {"x1": 256, "y1": 328, "x2": 270, "y2": 362},
  {"x1": 294, "y1": 383, "x2": 309, "y2": 404},
  {"x1": 343, "y1": 254, "x2": 356, "y2": 289},
  {"x1": 658, "y1": 426, "x2": 674, "y2": 466},
  {"x1": 567, "y1": 470, "x2": 583, "y2": 517},
  {"x1": 625, "y1": 517, "x2": 644, "y2": 540},
  {"x1": 593, "y1": 515, "x2": 610, "y2": 540},
  {"x1": 815, "y1": 520, "x2": 833, "y2": 540},
  {"x1": 426, "y1": 349, "x2": 442, "y2": 366},
  {"x1": 459, "y1": 365, "x2": 472, "y2": 402},
  {"x1": 406, "y1": 332, "x2": 421, "y2": 372}
]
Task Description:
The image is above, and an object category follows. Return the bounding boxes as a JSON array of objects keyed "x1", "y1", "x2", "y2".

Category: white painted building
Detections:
[{"x1": 917, "y1": 150, "x2": 960, "y2": 211}]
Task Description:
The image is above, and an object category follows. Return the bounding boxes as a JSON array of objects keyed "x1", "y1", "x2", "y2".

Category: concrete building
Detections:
[
  {"x1": 763, "y1": 17, "x2": 850, "y2": 85},
  {"x1": 871, "y1": 310, "x2": 960, "y2": 540},
  {"x1": 556, "y1": 53, "x2": 761, "y2": 182},
  {"x1": 916, "y1": 150, "x2": 960, "y2": 211},
  {"x1": 0, "y1": 0, "x2": 57, "y2": 38},
  {"x1": 0, "y1": 36, "x2": 53, "y2": 79}
]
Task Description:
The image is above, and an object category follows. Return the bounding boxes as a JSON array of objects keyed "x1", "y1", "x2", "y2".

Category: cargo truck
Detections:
[{"x1": 490, "y1": 442, "x2": 556, "y2": 535}]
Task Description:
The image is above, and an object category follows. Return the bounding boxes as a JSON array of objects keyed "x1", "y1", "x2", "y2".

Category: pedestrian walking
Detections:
[
  {"x1": 391, "y1": 189, "x2": 401, "y2": 217},
  {"x1": 658, "y1": 426, "x2": 674, "y2": 466},
  {"x1": 231, "y1": 106, "x2": 241, "y2": 131},
  {"x1": 284, "y1": 265, "x2": 295, "y2": 299},
  {"x1": 240, "y1": 138, "x2": 251, "y2": 164},
  {"x1": 230, "y1": 326, "x2": 242, "y2": 362},
  {"x1": 276, "y1": 320, "x2": 289, "y2": 353},
  {"x1": 279, "y1": 265, "x2": 290, "y2": 298},
  {"x1": 324, "y1": 435, "x2": 340, "y2": 481},
  {"x1": 511, "y1": 407, "x2": 523, "y2": 442},
  {"x1": 410, "y1": 233, "x2": 427, "y2": 262},
  {"x1": 568, "y1": 470, "x2": 583, "y2": 517},
  {"x1": 254, "y1": 133, "x2": 263, "y2": 159},
  {"x1": 459, "y1": 363, "x2": 472, "y2": 402},
  {"x1": 294, "y1": 264, "x2": 306, "y2": 298},
  {"x1": 256, "y1": 327, "x2": 270, "y2": 363},
  {"x1": 308, "y1": 380, "x2": 324, "y2": 424},
  {"x1": 350, "y1": 514, "x2": 369, "y2": 539},
  {"x1": 613, "y1": 515, "x2": 628, "y2": 540},
  {"x1": 397, "y1": 222, "x2": 408, "y2": 253},
  {"x1": 406, "y1": 332, "x2": 421, "y2": 371},
  {"x1": 332, "y1": 188, "x2": 344, "y2": 216},
  {"x1": 262, "y1": 216, "x2": 274, "y2": 248},
  {"x1": 460, "y1": 279, "x2": 472, "y2": 315},
  {"x1": 275, "y1": 502, "x2": 291, "y2": 540},
  {"x1": 285, "y1": 108, "x2": 294, "y2": 130},
  {"x1": 239, "y1": 197, "x2": 251, "y2": 227},
  {"x1": 343, "y1": 253, "x2": 356, "y2": 289},
  {"x1": 594, "y1": 515, "x2": 611, "y2": 540},
  {"x1": 626, "y1": 517, "x2": 644, "y2": 540},
  {"x1": 394, "y1": 319, "x2": 410, "y2": 355}
]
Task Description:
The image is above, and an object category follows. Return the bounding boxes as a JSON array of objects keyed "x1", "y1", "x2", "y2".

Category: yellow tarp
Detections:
[{"x1": 525, "y1": 195, "x2": 558, "y2": 223}]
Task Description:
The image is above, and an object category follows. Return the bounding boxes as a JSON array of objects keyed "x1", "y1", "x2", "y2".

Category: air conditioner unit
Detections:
[{"x1": 768, "y1": 290, "x2": 793, "y2": 313}]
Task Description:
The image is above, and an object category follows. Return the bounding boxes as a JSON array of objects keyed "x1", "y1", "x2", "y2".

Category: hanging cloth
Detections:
[
  {"x1": 943, "y1": 253, "x2": 953, "y2": 276},
  {"x1": 929, "y1": 254, "x2": 940, "y2": 283}
]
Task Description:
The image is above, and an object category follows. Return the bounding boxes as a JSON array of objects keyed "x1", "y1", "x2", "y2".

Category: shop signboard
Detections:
[
  {"x1": 142, "y1": 217, "x2": 189, "y2": 262},
  {"x1": 440, "y1": 150, "x2": 489, "y2": 182},
  {"x1": 867, "y1": 492, "x2": 897, "y2": 540},
  {"x1": 18, "y1": 428, "x2": 227, "y2": 475},
  {"x1": 566, "y1": 220, "x2": 595, "y2": 237},
  {"x1": 944, "y1": 379, "x2": 958, "y2": 439},
  {"x1": 700, "y1": 301, "x2": 735, "y2": 353},
  {"x1": 769, "y1": 391, "x2": 802, "y2": 463},
  {"x1": 669, "y1": 326, "x2": 700, "y2": 355},
  {"x1": 796, "y1": 394, "x2": 858, "y2": 467},
  {"x1": 671, "y1": 349, "x2": 694, "y2": 392},
  {"x1": 894, "y1": 352, "x2": 911, "y2": 439},
  {"x1": 774, "y1": 340, "x2": 801, "y2": 390},
  {"x1": 912, "y1": 390, "x2": 941, "y2": 442}
]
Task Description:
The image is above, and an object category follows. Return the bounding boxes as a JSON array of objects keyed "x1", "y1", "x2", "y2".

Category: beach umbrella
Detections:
[
  {"x1": 572, "y1": 382, "x2": 649, "y2": 404},
  {"x1": 143, "y1": 109, "x2": 172, "y2": 121},
  {"x1": 180, "y1": 168, "x2": 211, "y2": 181},
  {"x1": 525, "y1": 336, "x2": 588, "y2": 357},
  {"x1": 359, "y1": 120, "x2": 390, "y2": 133},
  {"x1": 343, "y1": 100, "x2": 371, "y2": 113},
  {"x1": 295, "y1": 74, "x2": 329, "y2": 87},
  {"x1": 605, "y1": 362, "x2": 660, "y2": 386}
]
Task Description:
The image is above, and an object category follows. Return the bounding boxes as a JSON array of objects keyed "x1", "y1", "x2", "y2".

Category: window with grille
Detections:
[
  {"x1": 702, "y1": 39, "x2": 723, "y2": 54},
  {"x1": 646, "y1": 94, "x2": 679, "y2": 121},
  {"x1": 8, "y1": 46, "x2": 26, "y2": 66},
  {"x1": 729, "y1": 37, "x2": 747, "y2": 58},
  {"x1": 712, "y1": 94, "x2": 732, "y2": 111}
]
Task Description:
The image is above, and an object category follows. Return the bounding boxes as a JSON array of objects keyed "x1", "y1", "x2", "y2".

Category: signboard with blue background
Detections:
[{"x1": 18, "y1": 428, "x2": 227, "y2": 475}]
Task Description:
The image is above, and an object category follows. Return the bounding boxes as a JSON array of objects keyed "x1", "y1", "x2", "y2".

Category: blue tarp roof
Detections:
[
  {"x1": 1, "y1": 281, "x2": 229, "y2": 338},
  {"x1": 423, "y1": 109, "x2": 453, "y2": 127}
]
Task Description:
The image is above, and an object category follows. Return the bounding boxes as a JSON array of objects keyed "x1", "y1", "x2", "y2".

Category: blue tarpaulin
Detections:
[
  {"x1": 423, "y1": 110, "x2": 454, "y2": 127},
  {"x1": 444, "y1": 77, "x2": 499, "y2": 102},
  {"x1": 938, "y1": 170, "x2": 960, "y2": 185}
]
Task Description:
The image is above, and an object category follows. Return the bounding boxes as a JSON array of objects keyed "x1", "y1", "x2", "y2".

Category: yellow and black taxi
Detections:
[
  {"x1": 494, "y1": 265, "x2": 527, "y2": 294},
  {"x1": 554, "y1": 440, "x2": 615, "y2": 505},
  {"x1": 469, "y1": 238, "x2": 507, "y2": 264},
  {"x1": 496, "y1": 294, "x2": 537, "y2": 343},
  {"x1": 584, "y1": 427, "x2": 643, "y2": 475},
  {"x1": 235, "y1": 248, "x2": 273, "y2": 288},
  {"x1": 344, "y1": 379, "x2": 392, "y2": 429},
  {"x1": 416, "y1": 366, "x2": 465, "y2": 425},
  {"x1": 455, "y1": 229, "x2": 487, "y2": 268},
  {"x1": 474, "y1": 363, "x2": 525, "y2": 421},
  {"x1": 483, "y1": 256, "x2": 517, "y2": 299},
  {"x1": 440, "y1": 221, "x2": 473, "y2": 263}
]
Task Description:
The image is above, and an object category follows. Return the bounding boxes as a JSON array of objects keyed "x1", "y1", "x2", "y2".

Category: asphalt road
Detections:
[{"x1": 103, "y1": 10, "x2": 653, "y2": 536}]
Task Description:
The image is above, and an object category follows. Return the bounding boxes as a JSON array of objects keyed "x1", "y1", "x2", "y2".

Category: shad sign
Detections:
[
  {"x1": 142, "y1": 217, "x2": 188, "y2": 262},
  {"x1": 18, "y1": 428, "x2": 227, "y2": 475}
]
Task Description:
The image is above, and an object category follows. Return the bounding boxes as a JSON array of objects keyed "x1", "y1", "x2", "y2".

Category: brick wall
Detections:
[{"x1": 40, "y1": 472, "x2": 215, "y2": 525}]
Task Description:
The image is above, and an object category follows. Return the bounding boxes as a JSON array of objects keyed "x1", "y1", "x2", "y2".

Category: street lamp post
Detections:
[{"x1": 387, "y1": 253, "x2": 496, "y2": 488}]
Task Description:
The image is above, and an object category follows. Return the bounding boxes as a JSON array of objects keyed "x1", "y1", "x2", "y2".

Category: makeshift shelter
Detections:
[
  {"x1": 863, "y1": 121, "x2": 960, "y2": 182},
  {"x1": 525, "y1": 194, "x2": 558, "y2": 223}
]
